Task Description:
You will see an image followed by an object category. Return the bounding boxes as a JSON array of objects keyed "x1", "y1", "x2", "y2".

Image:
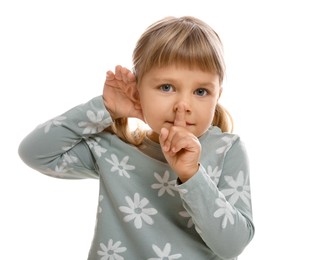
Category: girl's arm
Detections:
[
  {"x1": 176, "y1": 137, "x2": 254, "y2": 259},
  {"x1": 18, "y1": 96, "x2": 113, "y2": 179},
  {"x1": 19, "y1": 66, "x2": 141, "y2": 179}
]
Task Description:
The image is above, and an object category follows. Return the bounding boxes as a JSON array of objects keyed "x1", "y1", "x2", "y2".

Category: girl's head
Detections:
[{"x1": 111, "y1": 16, "x2": 232, "y2": 144}]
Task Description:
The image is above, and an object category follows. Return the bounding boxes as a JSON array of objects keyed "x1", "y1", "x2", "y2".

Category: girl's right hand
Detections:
[{"x1": 103, "y1": 65, "x2": 144, "y2": 121}]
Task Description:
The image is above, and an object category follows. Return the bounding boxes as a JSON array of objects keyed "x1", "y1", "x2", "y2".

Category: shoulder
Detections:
[
  {"x1": 199, "y1": 126, "x2": 248, "y2": 160},
  {"x1": 201, "y1": 126, "x2": 240, "y2": 146}
]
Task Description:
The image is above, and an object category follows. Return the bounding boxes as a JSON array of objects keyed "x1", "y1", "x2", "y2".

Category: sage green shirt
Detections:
[{"x1": 19, "y1": 96, "x2": 254, "y2": 260}]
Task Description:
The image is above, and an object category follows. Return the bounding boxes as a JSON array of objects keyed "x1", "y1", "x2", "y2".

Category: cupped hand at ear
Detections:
[{"x1": 103, "y1": 65, "x2": 144, "y2": 121}]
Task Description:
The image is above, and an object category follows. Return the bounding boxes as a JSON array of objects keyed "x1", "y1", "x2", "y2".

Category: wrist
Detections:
[
  {"x1": 178, "y1": 163, "x2": 200, "y2": 183},
  {"x1": 103, "y1": 97, "x2": 117, "y2": 120}
]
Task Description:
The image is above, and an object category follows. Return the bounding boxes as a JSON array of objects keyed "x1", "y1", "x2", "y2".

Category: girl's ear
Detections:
[{"x1": 131, "y1": 87, "x2": 142, "y2": 110}]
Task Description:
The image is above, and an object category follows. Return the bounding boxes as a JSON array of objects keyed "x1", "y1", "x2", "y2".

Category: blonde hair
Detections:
[{"x1": 110, "y1": 16, "x2": 233, "y2": 144}]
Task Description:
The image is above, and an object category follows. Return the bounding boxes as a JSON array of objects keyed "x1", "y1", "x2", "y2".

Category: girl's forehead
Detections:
[
  {"x1": 139, "y1": 66, "x2": 220, "y2": 86},
  {"x1": 136, "y1": 62, "x2": 222, "y2": 85},
  {"x1": 146, "y1": 64, "x2": 217, "y2": 76}
]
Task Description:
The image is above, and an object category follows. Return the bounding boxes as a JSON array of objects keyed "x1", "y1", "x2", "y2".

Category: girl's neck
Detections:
[{"x1": 146, "y1": 130, "x2": 160, "y2": 143}]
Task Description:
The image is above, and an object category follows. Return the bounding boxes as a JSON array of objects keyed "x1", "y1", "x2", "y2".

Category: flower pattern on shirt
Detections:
[
  {"x1": 41, "y1": 153, "x2": 79, "y2": 178},
  {"x1": 42, "y1": 168, "x2": 66, "y2": 178},
  {"x1": 85, "y1": 137, "x2": 107, "y2": 157},
  {"x1": 176, "y1": 187, "x2": 188, "y2": 195},
  {"x1": 207, "y1": 165, "x2": 222, "y2": 185},
  {"x1": 97, "y1": 239, "x2": 127, "y2": 260},
  {"x1": 151, "y1": 170, "x2": 177, "y2": 197},
  {"x1": 178, "y1": 210, "x2": 202, "y2": 234},
  {"x1": 55, "y1": 153, "x2": 79, "y2": 173},
  {"x1": 119, "y1": 193, "x2": 158, "y2": 229},
  {"x1": 98, "y1": 195, "x2": 104, "y2": 213},
  {"x1": 20, "y1": 96, "x2": 254, "y2": 259},
  {"x1": 216, "y1": 136, "x2": 238, "y2": 154},
  {"x1": 148, "y1": 243, "x2": 182, "y2": 260},
  {"x1": 62, "y1": 139, "x2": 78, "y2": 151},
  {"x1": 78, "y1": 110, "x2": 110, "y2": 134},
  {"x1": 222, "y1": 170, "x2": 251, "y2": 207},
  {"x1": 105, "y1": 154, "x2": 135, "y2": 178},
  {"x1": 214, "y1": 197, "x2": 236, "y2": 229},
  {"x1": 38, "y1": 115, "x2": 66, "y2": 133},
  {"x1": 178, "y1": 210, "x2": 194, "y2": 228}
]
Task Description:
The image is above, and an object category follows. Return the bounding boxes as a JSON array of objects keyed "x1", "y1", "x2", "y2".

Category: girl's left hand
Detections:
[{"x1": 159, "y1": 106, "x2": 201, "y2": 183}]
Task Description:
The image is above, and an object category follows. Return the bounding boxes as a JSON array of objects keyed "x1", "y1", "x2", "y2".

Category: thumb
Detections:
[{"x1": 174, "y1": 104, "x2": 187, "y2": 127}]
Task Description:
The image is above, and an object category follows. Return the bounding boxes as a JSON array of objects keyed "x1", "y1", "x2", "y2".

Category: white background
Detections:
[{"x1": 1, "y1": 0, "x2": 319, "y2": 259}]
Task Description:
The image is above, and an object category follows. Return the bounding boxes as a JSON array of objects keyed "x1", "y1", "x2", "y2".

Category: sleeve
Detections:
[
  {"x1": 176, "y1": 137, "x2": 255, "y2": 259},
  {"x1": 18, "y1": 96, "x2": 113, "y2": 179}
]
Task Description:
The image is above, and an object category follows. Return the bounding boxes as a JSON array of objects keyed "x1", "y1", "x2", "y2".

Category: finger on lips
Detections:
[{"x1": 174, "y1": 104, "x2": 187, "y2": 127}]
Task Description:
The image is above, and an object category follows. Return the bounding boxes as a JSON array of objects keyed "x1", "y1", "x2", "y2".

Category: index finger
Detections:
[{"x1": 174, "y1": 104, "x2": 187, "y2": 127}]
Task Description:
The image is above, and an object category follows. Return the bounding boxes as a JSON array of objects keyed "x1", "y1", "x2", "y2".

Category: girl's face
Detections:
[{"x1": 138, "y1": 65, "x2": 222, "y2": 142}]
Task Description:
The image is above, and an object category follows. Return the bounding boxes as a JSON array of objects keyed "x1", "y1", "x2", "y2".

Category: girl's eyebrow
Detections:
[
  {"x1": 151, "y1": 77, "x2": 218, "y2": 89},
  {"x1": 151, "y1": 77, "x2": 217, "y2": 86},
  {"x1": 148, "y1": 77, "x2": 180, "y2": 86}
]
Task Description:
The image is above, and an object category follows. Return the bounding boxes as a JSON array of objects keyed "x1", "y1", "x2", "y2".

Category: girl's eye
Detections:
[
  {"x1": 194, "y1": 88, "x2": 208, "y2": 96},
  {"x1": 159, "y1": 84, "x2": 174, "y2": 92}
]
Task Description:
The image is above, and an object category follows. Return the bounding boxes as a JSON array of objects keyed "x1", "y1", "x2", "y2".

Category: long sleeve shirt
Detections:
[{"x1": 18, "y1": 96, "x2": 254, "y2": 260}]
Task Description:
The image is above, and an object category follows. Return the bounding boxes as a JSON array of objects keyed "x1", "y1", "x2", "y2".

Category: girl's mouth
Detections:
[{"x1": 166, "y1": 121, "x2": 195, "y2": 126}]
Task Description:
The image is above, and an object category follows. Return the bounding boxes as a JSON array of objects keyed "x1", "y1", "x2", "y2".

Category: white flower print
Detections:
[
  {"x1": 119, "y1": 193, "x2": 158, "y2": 229},
  {"x1": 105, "y1": 154, "x2": 135, "y2": 178},
  {"x1": 179, "y1": 211, "x2": 194, "y2": 228},
  {"x1": 151, "y1": 171, "x2": 177, "y2": 197},
  {"x1": 54, "y1": 153, "x2": 79, "y2": 173},
  {"x1": 62, "y1": 140, "x2": 78, "y2": 151},
  {"x1": 178, "y1": 211, "x2": 202, "y2": 234},
  {"x1": 207, "y1": 165, "x2": 222, "y2": 185},
  {"x1": 177, "y1": 187, "x2": 188, "y2": 195},
  {"x1": 39, "y1": 116, "x2": 66, "y2": 133},
  {"x1": 62, "y1": 153, "x2": 78, "y2": 164},
  {"x1": 85, "y1": 137, "x2": 107, "y2": 157},
  {"x1": 214, "y1": 197, "x2": 236, "y2": 229},
  {"x1": 42, "y1": 168, "x2": 66, "y2": 178},
  {"x1": 98, "y1": 195, "x2": 104, "y2": 213},
  {"x1": 41, "y1": 154, "x2": 78, "y2": 178},
  {"x1": 78, "y1": 110, "x2": 110, "y2": 134},
  {"x1": 222, "y1": 170, "x2": 251, "y2": 207},
  {"x1": 55, "y1": 164, "x2": 68, "y2": 173},
  {"x1": 148, "y1": 243, "x2": 182, "y2": 260},
  {"x1": 97, "y1": 239, "x2": 127, "y2": 260},
  {"x1": 216, "y1": 136, "x2": 238, "y2": 154}
]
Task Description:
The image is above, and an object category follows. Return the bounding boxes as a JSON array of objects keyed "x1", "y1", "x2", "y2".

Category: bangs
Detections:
[{"x1": 133, "y1": 16, "x2": 225, "y2": 83}]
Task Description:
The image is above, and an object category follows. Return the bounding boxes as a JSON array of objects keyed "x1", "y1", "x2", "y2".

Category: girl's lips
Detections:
[{"x1": 166, "y1": 121, "x2": 195, "y2": 126}]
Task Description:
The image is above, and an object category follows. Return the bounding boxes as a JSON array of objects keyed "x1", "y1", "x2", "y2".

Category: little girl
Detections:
[{"x1": 19, "y1": 16, "x2": 254, "y2": 260}]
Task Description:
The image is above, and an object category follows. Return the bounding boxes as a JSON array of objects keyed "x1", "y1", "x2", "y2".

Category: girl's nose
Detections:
[{"x1": 173, "y1": 101, "x2": 191, "y2": 113}]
